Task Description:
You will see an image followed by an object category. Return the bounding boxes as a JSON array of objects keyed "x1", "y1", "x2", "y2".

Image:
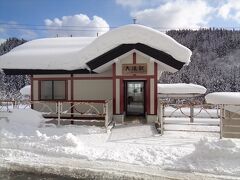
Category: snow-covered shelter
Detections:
[
  {"x1": 206, "y1": 92, "x2": 240, "y2": 138},
  {"x1": 0, "y1": 24, "x2": 192, "y2": 123}
]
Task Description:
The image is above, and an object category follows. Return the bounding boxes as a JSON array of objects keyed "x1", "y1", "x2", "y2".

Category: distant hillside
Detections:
[
  {"x1": 0, "y1": 29, "x2": 239, "y2": 98},
  {"x1": 0, "y1": 38, "x2": 26, "y2": 55},
  {"x1": 161, "y1": 29, "x2": 240, "y2": 93}
]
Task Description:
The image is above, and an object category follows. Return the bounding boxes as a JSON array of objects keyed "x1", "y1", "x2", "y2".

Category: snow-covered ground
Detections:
[{"x1": 1, "y1": 109, "x2": 240, "y2": 179}]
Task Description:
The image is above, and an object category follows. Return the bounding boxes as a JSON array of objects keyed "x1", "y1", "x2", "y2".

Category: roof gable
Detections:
[{"x1": 86, "y1": 43, "x2": 185, "y2": 73}]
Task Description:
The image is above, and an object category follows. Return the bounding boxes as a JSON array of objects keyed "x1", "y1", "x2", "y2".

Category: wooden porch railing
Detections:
[
  {"x1": 0, "y1": 99, "x2": 113, "y2": 128},
  {"x1": 158, "y1": 99, "x2": 221, "y2": 137}
]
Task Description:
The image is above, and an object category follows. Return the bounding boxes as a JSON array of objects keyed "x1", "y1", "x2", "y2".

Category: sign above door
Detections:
[{"x1": 122, "y1": 64, "x2": 147, "y2": 75}]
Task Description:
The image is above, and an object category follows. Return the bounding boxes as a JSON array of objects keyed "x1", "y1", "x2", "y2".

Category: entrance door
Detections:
[{"x1": 125, "y1": 81, "x2": 145, "y2": 116}]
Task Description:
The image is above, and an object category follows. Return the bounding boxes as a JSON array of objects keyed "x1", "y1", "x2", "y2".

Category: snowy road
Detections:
[{"x1": 1, "y1": 154, "x2": 239, "y2": 180}]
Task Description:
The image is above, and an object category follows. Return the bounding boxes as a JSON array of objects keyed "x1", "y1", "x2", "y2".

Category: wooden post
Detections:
[
  {"x1": 105, "y1": 101, "x2": 109, "y2": 128},
  {"x1": 190, "y1": 104, "x2": 194, "y2": 123},
  {"x1": 220, "y1": 104, "x2": 224, "y2": 139},
  {"x1": 159, "y1": 102, "x2": 164, "y2": 135},
  {"x1": 57, "y1": 101, "x2": 61, "y2": 127}
]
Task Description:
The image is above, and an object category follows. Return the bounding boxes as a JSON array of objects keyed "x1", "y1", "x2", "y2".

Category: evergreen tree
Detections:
[{"x1": 0, "y1": 38, "x2": 29, "y2": 99}]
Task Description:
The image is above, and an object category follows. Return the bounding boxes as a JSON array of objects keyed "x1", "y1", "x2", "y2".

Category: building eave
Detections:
[{"x1": 2, "y1": 69, "x2": 95, "y2": 75}]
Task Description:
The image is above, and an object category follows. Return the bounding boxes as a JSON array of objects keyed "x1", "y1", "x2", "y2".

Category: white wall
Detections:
[
  {"x1": 150, "y1": 78, "x2": 155, "y2": 114},
  {"x1": 73, "y1": 69, "x2": 112, "y2": 77},
  {"x1": 33, "y1": 80, "x2": 38, "y2": 100}
]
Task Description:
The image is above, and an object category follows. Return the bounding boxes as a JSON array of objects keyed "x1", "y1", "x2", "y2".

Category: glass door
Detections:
[{"x1": 125, "y1": 81, "x2": 145, "y2": 116}]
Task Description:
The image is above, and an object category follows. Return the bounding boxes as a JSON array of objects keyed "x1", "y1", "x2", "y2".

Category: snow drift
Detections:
[{"x1": 0, "y1": 109, "x2": 45, "y2": 135}]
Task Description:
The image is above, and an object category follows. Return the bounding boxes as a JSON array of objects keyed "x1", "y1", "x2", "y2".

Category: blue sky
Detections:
[{"x1": 0, "y1": 0, "x2": 240, "y2": 41}]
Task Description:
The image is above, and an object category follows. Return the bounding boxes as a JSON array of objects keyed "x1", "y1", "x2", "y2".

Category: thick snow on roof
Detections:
[
  {"x1": 205, "y1": 92, "x2": 240, "y2": 105},
  {"x1": 0, "y1": 37, "x2": 96, "y2": 70},
  {"x1": 158, "y1": 83, "x2": 207, "y2": 94},
  {"x1": 0, "y1": 24, "x2": 191, "y2": 71},
  {"x1": 94, "y1": 25, "x2": 191, "y2": 63}
]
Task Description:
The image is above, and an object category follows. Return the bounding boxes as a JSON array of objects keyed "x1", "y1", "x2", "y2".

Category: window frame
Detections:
[{"x1": 39, "y1": 80, "x2": 67, "y2": 101}]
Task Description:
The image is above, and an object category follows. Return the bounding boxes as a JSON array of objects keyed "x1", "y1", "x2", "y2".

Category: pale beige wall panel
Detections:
[
  {"x1": 150, "y1": 78, "x2": 155, "y2": 114},
  {"x1": 115, "y1": 79, "x2": 120, "y2": 114},
  {"x1": 33, "y1": 80, "x2": 38, "y2": 100},
  {"x1": 73, "y1": 80, "x2": 112, "y2": 100}
]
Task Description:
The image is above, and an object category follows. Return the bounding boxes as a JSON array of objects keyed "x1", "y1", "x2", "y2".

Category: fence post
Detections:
[
  {"x1": 105, "y1": 101, "x2": 109, "y2": 128},
  {"x1": 57, "y1": 101, "x2": 61, "y2": 127},
  {"x1": 6, "y1": 101, "x2": 9, "y2": 112},
  {"x1": 190, "y1": 104, "x2": 194, "y2": 123},
  {"x1": 159, "y1": 102, "x2": 164, "y2": 135},
  {"x1": 220, "y1": 104, "x2": 224, "y2": 139},
  {"x1": 13, "y1": 100, "x2": 16, "y2": 110}
]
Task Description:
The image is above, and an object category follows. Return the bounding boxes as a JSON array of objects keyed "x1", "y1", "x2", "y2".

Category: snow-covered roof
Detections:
[
  {"x1": 158, "y1": 83, "x2": 207, "y2": 97},
  {"x1": 0, "y1": 37, "x2": 96, "y2": 71},
  {"x1": 0, "y1": 24, "x2": 192, "y2": 74},
  {"x1": 205, "y1": 92, "x2": 240, "y2": 105}
]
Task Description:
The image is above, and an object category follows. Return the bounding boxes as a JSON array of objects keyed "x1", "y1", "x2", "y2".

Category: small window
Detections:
[{"x1": 40, "y1": 80, "x2": 66, "y2": 100}]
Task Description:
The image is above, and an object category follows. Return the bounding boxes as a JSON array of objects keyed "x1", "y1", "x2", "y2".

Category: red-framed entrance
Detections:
[
  {"x1": 112, "y1": 52, "x2": 158, "y2": 116},
  {"x1": 124, "y1": 80, "x2": 146, "y2": 116}
]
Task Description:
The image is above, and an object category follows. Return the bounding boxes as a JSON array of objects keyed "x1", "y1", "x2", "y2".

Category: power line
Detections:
[
  {"x1": 2, "y1": 27, "x2": 109, "y2": 32},
  {"x1": 0, "y1": 22, "x2": 115, "y2": 29},
  {"x1": 1, "y1": 22, "x2": 240, "y2": 32},
  {"x1": 2, "y1": 22, "x2": 239, "y2": 29}
]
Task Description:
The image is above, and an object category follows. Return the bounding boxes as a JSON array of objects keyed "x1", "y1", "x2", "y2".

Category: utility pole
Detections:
[{"x1": 133, "y1": 18, "x2": 137, "y2": 24}]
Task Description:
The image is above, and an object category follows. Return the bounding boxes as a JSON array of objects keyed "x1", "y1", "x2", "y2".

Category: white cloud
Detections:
[
  {"x1": 44, "y1": 14, "x2": 110, "y2": 37},
  {"x1": 132, "y1": 0, "x2": 214, "y2": 29},
  {"x1": 116, "y1": 0, "x2": 165, "y2": 10},
  {"x1": 0, "y1": 21, "x2": 38, "y2": 40},
  {"x1": 218, "y1": 0, "x2": 240, "y2": 23},
  {"x1": 116, "y1": 0, "x2": 145, "y2": 8}
]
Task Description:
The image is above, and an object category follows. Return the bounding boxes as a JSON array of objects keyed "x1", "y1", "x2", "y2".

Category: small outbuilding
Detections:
[
  {"x1": 206, "y1": 92, "x2": 240, "y2": 138},
  {"x1": 0, "y1": 24, "x2": 192, "y2": 123}
]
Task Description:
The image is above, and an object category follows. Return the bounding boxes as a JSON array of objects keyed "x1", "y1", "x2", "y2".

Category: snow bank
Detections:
[
  {"x1": 194, "y1": 138, "x2": 238, "y2": 158},
  {"x1": 0, "y1": 109, "x2": 45, "y2": 135},
  {"x1": 20, "y1": 85, "x2": 31, "y2": 96},
  {"x1": 0, "y1": 24, "x2": 191, "y2": 71},
  {"x1": 176, "y1": 138, "x2": 240, "y2": 176},
  {"x1": 158, "y1": 83, "x2": 207, "y2": 94},
  {"x1": 205, "y1": 92, "x2": 240, "y2": 105},
  {"x1": 1, "y1": 109, "x2": 240, "y2": 177}
]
